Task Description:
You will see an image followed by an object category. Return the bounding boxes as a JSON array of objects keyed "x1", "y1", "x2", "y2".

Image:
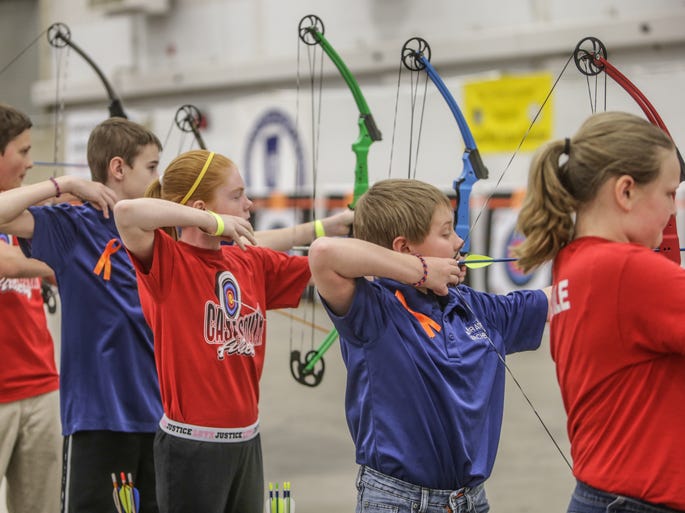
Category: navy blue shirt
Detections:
[
  {"x1": 27, "y1": 203, "x2": 162, "y2": 435},
  {"x1": 323, "y1": 278, "x2": 547, "y2": 489}
]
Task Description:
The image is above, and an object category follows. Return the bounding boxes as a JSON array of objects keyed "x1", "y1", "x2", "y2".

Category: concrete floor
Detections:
[{"x1": 0, "y1": 302, "x2": 575, "y2": 513}]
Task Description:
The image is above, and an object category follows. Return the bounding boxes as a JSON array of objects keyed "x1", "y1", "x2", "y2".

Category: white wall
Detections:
[
  {"x1": 21, "y1": 0, "x2": 684, "y2": 184},
  {"x1": 4, "y1": 0, "x2": 685, "y2": 271}
]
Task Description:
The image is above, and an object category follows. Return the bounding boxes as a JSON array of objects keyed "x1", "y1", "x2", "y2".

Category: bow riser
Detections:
[
  {"x1": 350, "y1": 118, "x2": 376, "y2": 209},
  {"x1": 454, "y1": 150, "x2": 487, "y2": 252}
]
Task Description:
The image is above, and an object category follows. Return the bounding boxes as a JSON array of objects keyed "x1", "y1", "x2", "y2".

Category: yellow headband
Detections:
[{"x1": 180, "y1": 151, "x2": 215, "y2": 205}]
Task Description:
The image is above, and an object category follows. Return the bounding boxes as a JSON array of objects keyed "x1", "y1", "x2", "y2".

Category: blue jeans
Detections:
[
  {"x1": 568, "y1": 481, "x2": 684, "y2": 513},
  {"x1": 355, "y1": 466, "x2": 489, "y2": 513}
]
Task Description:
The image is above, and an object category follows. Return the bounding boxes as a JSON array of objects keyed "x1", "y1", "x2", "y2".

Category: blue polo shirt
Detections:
[
  {"x1": 26, "y1": 203, "x2": 162, "y2": 435},
  {"x1": 323, "y1": 278, "x2": 547, "y2": 490}
]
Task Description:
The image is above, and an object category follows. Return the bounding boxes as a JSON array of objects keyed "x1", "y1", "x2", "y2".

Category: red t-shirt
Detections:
[
  {"x1": 131, "y1": 230, "x2": 310, "y2": 428},
  {"x1": 0, "y1": 235, "x2": 58, "y2": 403},
  {"x1": 551, "y1": 237, "x2": 685, "y2": 509}
]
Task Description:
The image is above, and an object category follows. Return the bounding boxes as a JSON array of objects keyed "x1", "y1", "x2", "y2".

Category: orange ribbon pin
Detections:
[
  {"x1": 93, "y1": 238, "x2": 123, "y2": 281},
  {"x1": 395, "y1": 290, "x2": 441, "y2": 339}
]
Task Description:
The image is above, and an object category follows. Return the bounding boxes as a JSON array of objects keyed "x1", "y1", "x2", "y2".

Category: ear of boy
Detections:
[
  {"x1": 392, "y1": 236, "x2": 412, "y2": 254},
  {"x1": 109, "y1": 156, "x2": 125, "y2": 179}
]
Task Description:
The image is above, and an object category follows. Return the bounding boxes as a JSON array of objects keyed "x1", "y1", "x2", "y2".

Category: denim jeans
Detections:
[
  {"x1": 355, "y1": 466, "x2": 489, "y2": 513},
  {"x1": 568, "y1": 481, "x2": 684, "y2": 513}
]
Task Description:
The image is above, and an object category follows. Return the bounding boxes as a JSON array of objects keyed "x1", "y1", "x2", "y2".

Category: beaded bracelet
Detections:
[
  {"x1": 411, "y1": 253, "x2": 428, "y2": 287},
  {"x1": 49, "y1": 176, "x2": 61, "y2": 198},
  {"x1": 207, "y1": 210, "x2": 224, "y2": 236}
]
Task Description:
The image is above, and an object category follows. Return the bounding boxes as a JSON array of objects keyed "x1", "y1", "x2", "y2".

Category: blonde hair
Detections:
[
  {"x1": 514, "y1": 111, "x2": 675, "y2": 272},
  {"x1": 354, "y1": 178, "x2": 452, "y2": 248},
  {"x1": 145, "y1": 149, "x2": 236, "y2": 238},
  {"x1": 87, "y1": 118, "x2": 162, "y2": 184}
]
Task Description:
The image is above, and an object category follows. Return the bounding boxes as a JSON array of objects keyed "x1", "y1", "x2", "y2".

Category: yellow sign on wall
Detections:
[{"x1": 464, "y1": 72, "x2": 553, "y2": 154}]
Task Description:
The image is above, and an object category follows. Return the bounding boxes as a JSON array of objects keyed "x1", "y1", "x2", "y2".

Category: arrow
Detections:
[
  {"x1": 457, "y1": 254, "x2": 519, "y2": 269},
  {"x1": 460, "y1": 247, "x2": 685, "y2": 270}
]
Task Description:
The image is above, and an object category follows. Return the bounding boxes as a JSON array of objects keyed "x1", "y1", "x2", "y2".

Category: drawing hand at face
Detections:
[
  {"x1": 322, "y1": 209, "x2": 355, "y2": 237},
  {"x1": 211, "y1": 213, "x2": 257, "y2": 250},
  {"x1": 422, "y1": 256, "x2": 464, "y2": 296}
]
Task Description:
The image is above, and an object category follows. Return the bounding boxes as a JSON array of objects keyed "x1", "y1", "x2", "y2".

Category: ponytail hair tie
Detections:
[{"x1": 563, "y1": 137, "x2": 571, "y2": 156}]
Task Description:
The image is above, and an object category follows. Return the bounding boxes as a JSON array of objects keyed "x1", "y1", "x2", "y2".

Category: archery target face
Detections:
[
  {"x1": 215, "y1": 271, "x2": 241, "y2": 319},
  {"x1": 487, "y1": 207, "x2": 551, "y2": 293}
]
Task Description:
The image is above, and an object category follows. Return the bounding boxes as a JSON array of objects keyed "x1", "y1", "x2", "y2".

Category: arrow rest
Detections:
[
  {"x1": 573, "y1": 36, "x2": 607, "y2": 77},
  {"x1": 289, "y1": 349, "x2": 325, "y2": 387}
]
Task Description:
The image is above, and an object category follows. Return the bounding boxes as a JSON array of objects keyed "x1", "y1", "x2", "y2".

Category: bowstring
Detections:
[
  {"x1": 291, "y1": 32, "x2": 303, "y2": 357},
  {"x1": 52, "y1": 42, "x2": 70, "y2": 180},
  {"x1": 162, "y1": 119, "x2": 176, "y2": 154},
  {"x1": 305, "y1": 38, "x2": 324, "y2": 352},
  {"x1": 453, "y1": 286, "x2": 573, "y2": 471},
  {"x1": 589, "y1": 70, "x2": 607, "y2": 114},
  {"x1": 411, "y1": 73, "x2": 429, "y2": 179},
  {"x1": 161, "y1": 116, "x2": 193, "y2": 156},
  {"x1": 405, "y1": 66, "x2": 429, "y2": 179},
  {"x1": 387, "y1": 60, "x2": 403, "y2": 179},
  {"x1": 291, "y1": 29, "x2": 323, "y2": 360},
  {"x1": 0, "y1": 29, "x2": 48, "y2": 76},
  {"x1": 464, "y1": 51, "x2": 575, "y2": 250},
  {"x1": 454, "y1": 51, "x2": 577, "y2": 471}
]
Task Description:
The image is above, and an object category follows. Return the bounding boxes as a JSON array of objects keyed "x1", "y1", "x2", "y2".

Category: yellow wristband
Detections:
[
  {"x1": 207, "y1": 210, "x2": 224, "y2": 236},
  {"x1": 314, "y1": 219, "x2": 326, "y2": 238}
]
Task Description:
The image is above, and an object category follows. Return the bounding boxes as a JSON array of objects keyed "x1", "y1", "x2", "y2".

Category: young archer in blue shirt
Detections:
[{"x1": 309, "y1": 178, "x2": 550, "y2": 513}]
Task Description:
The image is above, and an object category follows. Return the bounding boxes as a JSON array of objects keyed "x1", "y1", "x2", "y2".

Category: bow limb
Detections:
[
  {"x1": 400, "y1": 38, "x2": 489, "y2": 253},
  {"x1": 574, "y1": 36, "x2": 685, "y2": 264},
  {"x1": 290, "y1": 15, "x2": 382, "y2": 387},
  {"x1": 47, "y1": 22, "x2": 127, "y2": 119},
  {"x1": 298, "y1": 14, "x2": 382, "y2": 209}
]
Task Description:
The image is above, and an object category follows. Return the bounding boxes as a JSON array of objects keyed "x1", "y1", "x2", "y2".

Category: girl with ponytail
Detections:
[{"x1": 516, "y1": 111, "x2": 685, "y2": 512}]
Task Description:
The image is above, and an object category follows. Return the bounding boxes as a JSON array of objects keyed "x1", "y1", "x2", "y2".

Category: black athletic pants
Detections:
[{"x1": 154, "y1": 429, "x2": 264, "y2": 513}]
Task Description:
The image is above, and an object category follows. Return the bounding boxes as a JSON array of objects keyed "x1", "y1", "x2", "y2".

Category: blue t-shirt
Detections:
[
  {"x1": 26, "y1": 203, "x2": 162, "y2": 435},
  {"x1": 324, "y1": 278, "x2": 547, "y2": 490}
]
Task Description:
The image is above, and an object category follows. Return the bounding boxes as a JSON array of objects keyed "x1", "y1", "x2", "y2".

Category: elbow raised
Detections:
[
  {"x1": 113, "y1": 199, "x2": 136, "y2": 229},
  {"x1": 308, "y1": 237, "x2": 339, "y2": 275}
]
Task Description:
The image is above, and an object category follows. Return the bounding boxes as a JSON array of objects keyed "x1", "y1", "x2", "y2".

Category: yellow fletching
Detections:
[
  {"x1": 458, "y1": 254, "x2": 519, "y2": 269},
  {"x1": 461, "y1": 254, "x2": 495, "y2": 269}
]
